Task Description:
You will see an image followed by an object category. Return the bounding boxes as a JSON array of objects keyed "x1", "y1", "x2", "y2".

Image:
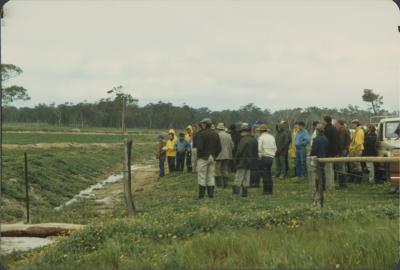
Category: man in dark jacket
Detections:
[
  {"x1": 275, "y1": 122, "x2": 290, "y2": 178},
  {"x1": 335, "y1": 119, "x2": 351, "y2": 188},
  {"x1": 196, "y1": 118, "x2": 222, "y2": 199},
  {"x1": 322, "y1": 115, "x2": 339, "y2": 188},
  {"x1": 310, "y1": 123, "x2": 329, "y2": 191},
  {"x1": 363, "y1": 124, "x2": 378, "y2": 183},
  {"x1": 232, "y1": 123, "x2": 259, "y2": 197}
]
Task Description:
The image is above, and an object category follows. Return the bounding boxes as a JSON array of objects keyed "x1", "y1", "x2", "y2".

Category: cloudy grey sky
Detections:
[{"x1": 2, "y1": 0, "x2": 400, "y2": 111}]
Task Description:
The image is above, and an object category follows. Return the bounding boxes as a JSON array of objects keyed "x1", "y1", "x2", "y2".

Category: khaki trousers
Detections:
[
  {"x1": 197, "y1": 155, "x2": 216, "y2": 186},
  {"x1": 215, "y1": 160, "x2": 231, "y2": 177},
  {"x1": 234, "y1": 169, "x2": 250, "y2": 187}
]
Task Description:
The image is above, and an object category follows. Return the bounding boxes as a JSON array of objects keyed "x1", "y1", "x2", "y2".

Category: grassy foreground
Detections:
[{"x1": 4, "y1": 172, "x2": 399, "y2": 269}]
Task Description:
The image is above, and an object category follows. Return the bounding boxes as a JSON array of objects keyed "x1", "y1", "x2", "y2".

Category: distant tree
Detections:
[
  {"x1": 1, "y1": 64, "x2": 30, "y2": 105},
  {"x1": 362, "y1": 89, "x2": 383, "y2": 115}
]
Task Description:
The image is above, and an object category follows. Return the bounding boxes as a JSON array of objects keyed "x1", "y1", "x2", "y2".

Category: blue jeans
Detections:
[
  {"x1": 176, "y1": 152, "x2": 185, "y2": 172},
  {"x1": 167, "y1": 157, "x2": 176, "y2": 173},
  {"x1": 159, "y1": 158, "x2": 165, "y2": 177},
  {"x1": 260, "y1": 156, "x2": 273, "y2": 193},
  {"x1": 295, "y1": 146, "x2": 307, "y2": 177}
]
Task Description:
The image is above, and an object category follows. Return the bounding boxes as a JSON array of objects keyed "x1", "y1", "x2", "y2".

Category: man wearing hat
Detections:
[
  {"x1": 349, "y1": 119, "x2": 365, "y2": 183},
  {"x1": 233, "y1": 123, "x2": 259, "y2": 197},
  {"x1": 196, "y1": 118, "x2": 222, "y2": 198},
  {"x1": 215, "y1": 122, "x2": 234, "y2": 188},
  {"x1": 257, "y1": 124, "x2": 277, "y2": 194}
]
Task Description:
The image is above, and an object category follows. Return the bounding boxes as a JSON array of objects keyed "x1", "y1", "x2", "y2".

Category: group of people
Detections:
[{"x1": 156, "y1": 115, "x2": 379, "y2": 198}]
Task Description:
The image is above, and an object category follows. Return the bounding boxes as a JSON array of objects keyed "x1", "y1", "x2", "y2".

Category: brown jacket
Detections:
[{"x1": 156, "y1": 140, "x2": 166, "y2": 159}]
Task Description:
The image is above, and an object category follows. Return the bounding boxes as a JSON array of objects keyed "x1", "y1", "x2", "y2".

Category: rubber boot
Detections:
[
  {"x1": 198, "y1": 185, "x2": 206, "y2": 199},
  {"x1": 215, "y1": 176, "x2": 222, "y2": 187},
  {"x1": 223, "y1": 177, "x2": 228, "y2": 188},
  {"x1": 207, "y1": 186, "x2": 214, "y2": 198},
  {"x1": 241, "y1": 186, "x2": 248, "y2": 197},
  {"x1": 232, "y1": 185, "x2": 240, "y2": 195}
]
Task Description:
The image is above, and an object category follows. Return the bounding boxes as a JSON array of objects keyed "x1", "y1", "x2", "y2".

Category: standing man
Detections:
[
  {"x1": 322, "y1": 115, "x2": 339, "y2": 188},
  {"x1": 310, "y1": 123, "x2": 329, "y2": 190},
  {"x1": 166, "y1": 129, "x2": 177, "y2": 173},
  {"x1": 156, "y1": 134, "x2": 167, "y2": 179},
  {"x1": 196, "y1": 118, "x2": 222, "y2": 199},
  {"x1": 289, "y1": 122, "x2": 299, "y2": 177},
  {"x1": 215, "y1": 123, "x2": 234, "y2": 188},
  {"x1": 250, "y1": 122, "x2": 262, "y2": 187},
  {"x1": 293, "y1": 121, "x2": 310, "y2": 179},
  {"x1": 175, "y1": 133, "x2": 190, "y2": 172},
  {"x1": 233, "y1": 123, "x2": 259, "y2": 197},
  {"x1": 349, "y1": 119, "x2": 365, "y2": 183},
  {"x1": 335, "y1": 119, "x2": 351, "y2": 189},
  {"x1": 191, "y1": 125, "x2": 200, "y2": 173},
  {"x1": 275, "y1": 122, "x2": 290, "y2": 179},
  {"x1": 185, "y1": 125, "x2": 194, "y2": 172},
  {"x1": 258, "y1": 124, "x2": 277, "y2": 195},
  {"x1": 363, "y1": 124, "x2": 377, "y2": 184}
]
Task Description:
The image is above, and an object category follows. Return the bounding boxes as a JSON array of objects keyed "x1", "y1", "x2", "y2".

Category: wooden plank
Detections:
[
  {"x1": 1, "y1": 223, "x2": 85, "y2": 237},
  {"x1": 316, "y1": 156, "x2": 400, "y2": 163}
]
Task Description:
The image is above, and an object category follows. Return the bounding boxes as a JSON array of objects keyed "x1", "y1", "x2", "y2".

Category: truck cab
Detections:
[{"x1": 375, "y1": 117, "x2": 400, "y2": 187}]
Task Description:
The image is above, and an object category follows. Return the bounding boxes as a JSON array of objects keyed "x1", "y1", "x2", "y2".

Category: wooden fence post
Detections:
[
  {"x1": 123, "y1": 139, "x2": 136, "y2": 216},
  {"x1": 325, "y1": 163, "x2": 335, "y2": 190},
  {"x1": 307, "y1": 157, "x2": 320, "y2": 205},
  {"x1": 24, "y1": 152, "x2": 30, "y2": 223}
]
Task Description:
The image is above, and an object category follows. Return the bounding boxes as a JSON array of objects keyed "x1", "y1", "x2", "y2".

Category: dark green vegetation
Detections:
[
  {"x1": 6, "y1": 101, "x2": 398, "y2": 131},
  {"x1": 4, "y1": 172, "x2": 399, "y2": 269}
]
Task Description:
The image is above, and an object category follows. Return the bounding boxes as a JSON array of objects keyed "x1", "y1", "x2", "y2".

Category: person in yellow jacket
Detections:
[
  {"x1": 166, "y1": 129, "x2": 177, "y2": 173},
  {"x1": 348, "y1": 119, "x2": 365, "y2": 183},
  {"x1": 288, "y1": 122, "x2": 299, "y2": 177},
  {"x1": 185, "y1": 125, "x2": 194, "y2": 172}
]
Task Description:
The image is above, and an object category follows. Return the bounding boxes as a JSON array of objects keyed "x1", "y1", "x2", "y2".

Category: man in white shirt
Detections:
[{"x1": 257, "y1": 124, "x2": 277, "y2": 195}]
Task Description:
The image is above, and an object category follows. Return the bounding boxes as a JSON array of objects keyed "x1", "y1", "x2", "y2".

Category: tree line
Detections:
[
  {"x1": 2, "y1": 64, "x2": 398, "y2": 130},
  {"x1": 5, "y1": 101, "x2": 398, "y2": 130}
]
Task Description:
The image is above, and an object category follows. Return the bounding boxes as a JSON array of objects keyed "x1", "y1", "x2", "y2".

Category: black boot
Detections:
[
  {"x1": 223, "y1": 177, "x2": 228, "y2": 188},
  {"x1": 207, "y1": 186, "x2": 214, "y2": 198},
  {"x1": 241, "y1": 186, "x2": 248, "y2": 197},
  {"x1": 198, "y1": 185, "x2": 206, "y2": 199},
  {"x1": 232, "y1": 185, "x2": 240, "y2": 195},
  {"x1": 215, "y1": 176, "x2": 222, "y2": 187}
]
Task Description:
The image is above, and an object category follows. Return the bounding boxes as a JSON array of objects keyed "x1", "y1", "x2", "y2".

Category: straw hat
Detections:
[
  {"x1": 216, "y1": 123, "x2": 225, "y2": 130},
  {"x1": 257, "y1": 124, "x2": 268, "y2": 131}
]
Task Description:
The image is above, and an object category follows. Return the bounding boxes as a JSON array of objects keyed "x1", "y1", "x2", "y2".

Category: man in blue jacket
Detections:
[{"x1": 293, "y1": 121, "x2": 310, "y2": 179}]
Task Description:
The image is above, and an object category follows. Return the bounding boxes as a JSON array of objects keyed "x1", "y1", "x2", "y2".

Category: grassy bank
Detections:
[
  {"x1": 1, "y1": 143, "x2": 155, "y2": 223},
  {"x1": 4, "y1": 172, "x2": 399, "y2": 269}
]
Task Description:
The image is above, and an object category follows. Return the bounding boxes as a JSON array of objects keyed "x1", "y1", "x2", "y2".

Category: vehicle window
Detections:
[{"x1": 385, "y1": 122, "x2": 400, "y2": 139}]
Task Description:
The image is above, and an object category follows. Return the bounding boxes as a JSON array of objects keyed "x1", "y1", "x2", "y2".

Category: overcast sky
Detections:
[{"x1": 2, "y1": 0, "x2": 400, "y2": 111}]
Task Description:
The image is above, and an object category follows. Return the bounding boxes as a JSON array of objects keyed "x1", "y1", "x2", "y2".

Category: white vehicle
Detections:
[{"x1": 375, "y1": 117, "x2": 400, "y2": 183}]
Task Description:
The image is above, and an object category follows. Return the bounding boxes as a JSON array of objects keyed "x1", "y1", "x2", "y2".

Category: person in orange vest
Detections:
[{"x1": 166, "y1": 129, "x2": 177, "y2": 173}]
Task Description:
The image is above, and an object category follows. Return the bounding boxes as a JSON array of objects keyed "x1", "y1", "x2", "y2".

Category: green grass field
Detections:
[
  {"x1": 3, "y1": 172, "x2": 398, "y2": 269},
  {"x1": 1, "y1": 126, "x2": 399, "y2": 269}
]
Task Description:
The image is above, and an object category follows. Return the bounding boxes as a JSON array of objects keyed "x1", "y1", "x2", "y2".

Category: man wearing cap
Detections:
[
  {"x1": 156, "y1": 134, "x2": 167, "y2": 178},
  {"x1": 258, "y1": 124, "x2": 277, "y2": 195},
  {"x1": 196, "y1": 118, "x2": 222, "y2": 198},
  {"x1": 349, "y1": 119, "x2": 365, "y2": 183},
  {"x1": 310, "y1": 123, "x2": 329, "y2": 190},
  {"x1": 215, "y1": 123, "x2": 234, "y2": 188},
  {"x1": 293, "y1": 121, "x2": 310, "y2": 179},
  {"x1": 233, "y1": 123, "x2": 259, "y2": 197}
]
